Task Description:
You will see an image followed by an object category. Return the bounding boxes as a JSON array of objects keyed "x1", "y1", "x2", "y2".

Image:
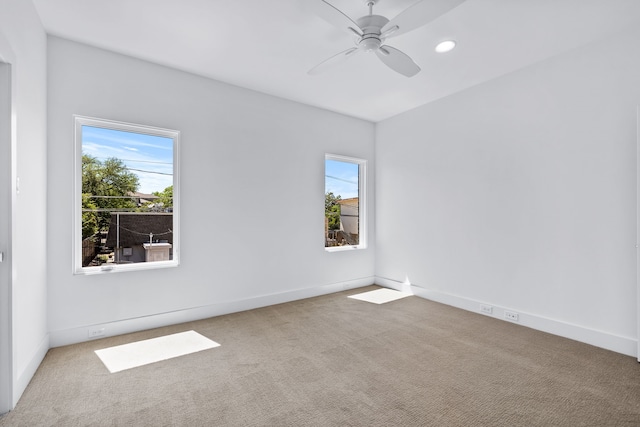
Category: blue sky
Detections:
[
  {"x1": 82, "y1": 125, "x2": 173, "y2": 194},
  {"x1": 325, "y1": 159, "x2": 359, "y2": 199}
]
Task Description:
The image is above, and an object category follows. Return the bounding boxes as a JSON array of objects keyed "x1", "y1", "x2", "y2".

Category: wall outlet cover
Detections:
[
  {"x1": 505, "y1": 311, "x2": 519, "y2": 322},
  {"x1": 88, "y1": 327, "x2": 106, "y2": 338},
  {"x1": 480, "y1": 305, "x2": 493, "y2": 314}
]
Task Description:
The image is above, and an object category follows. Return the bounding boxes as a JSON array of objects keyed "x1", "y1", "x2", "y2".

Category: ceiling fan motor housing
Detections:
[{"x1": 356, "y1": 15, "x2": 389, "y2": 52}]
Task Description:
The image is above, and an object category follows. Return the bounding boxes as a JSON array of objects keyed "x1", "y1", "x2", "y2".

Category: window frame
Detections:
[
  {"x1": 324, "y1": 153, "x2": 367, "y2": 252},
  {"x1": 73, "y1": 115, "x2": 180, "y2": 275}
]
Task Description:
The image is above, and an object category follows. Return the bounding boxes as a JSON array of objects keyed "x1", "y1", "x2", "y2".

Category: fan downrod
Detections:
[{"x1": 363, "y1": 0, "x2": 378, "y2": 15}]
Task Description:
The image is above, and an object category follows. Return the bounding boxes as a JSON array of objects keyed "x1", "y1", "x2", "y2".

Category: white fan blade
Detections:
[
  {"x1": 308, "y1": 47, "x2": 359, "y2": 75},
  {"x1": 381, "y1": 0, "x2": 466, "y2": 38},
  {"x1": 308, "y1": 0, "x2": 363, "y2": 36},
  {"x1": 375, "y1": 46, "x2": 420, "y2": 77}
]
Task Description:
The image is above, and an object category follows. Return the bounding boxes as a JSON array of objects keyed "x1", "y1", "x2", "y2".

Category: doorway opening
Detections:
[{"x1": 0, "y1": 59, "x2": 14, "y2": 414}]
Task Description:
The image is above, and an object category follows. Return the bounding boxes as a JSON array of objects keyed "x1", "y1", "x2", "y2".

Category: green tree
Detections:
[
  {"x1": 152, "y1": 185, "x2": 173, "y2": 209},
  {"x1": 325, "y1": 192, "x2": 341, "y2": 230},
  {"x1": 81, "y1": 193, "x2": 99, "y2": 239},
  {"x1": 82, "y1": 154, "x2": 139, "y2": 230}
]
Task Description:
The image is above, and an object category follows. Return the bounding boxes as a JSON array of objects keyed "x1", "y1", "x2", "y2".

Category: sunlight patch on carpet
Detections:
[
  {"x1": 95, "y1": 330, "x2": 220, "y2": 373},
  {"x1": 348, "y1": 288, "x2": 412, "y2": 304}
]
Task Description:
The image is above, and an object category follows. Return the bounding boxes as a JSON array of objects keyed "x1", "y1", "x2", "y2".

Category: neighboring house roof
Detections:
[
  {"x1": 337, "y1": 197, "x2": 358, "y2": 206},
  {"x1": 128, "y1": 191, "x2": 160, "y2": 205},
  {"x1": 105, "y1": 212, "x2": 173, "y2": 248}
]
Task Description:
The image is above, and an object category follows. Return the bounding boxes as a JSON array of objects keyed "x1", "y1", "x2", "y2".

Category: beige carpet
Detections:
[{"x1": 1, "y1": 285, "x2": 639, "y2": 426}]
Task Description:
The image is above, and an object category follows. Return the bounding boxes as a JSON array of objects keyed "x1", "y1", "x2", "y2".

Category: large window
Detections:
[
  {"x1": 325, "y1": 154, "x2": 366, "y2": 250},
  {"x1": 74, "y1": 116, "x2": 179, "y2": 274}
]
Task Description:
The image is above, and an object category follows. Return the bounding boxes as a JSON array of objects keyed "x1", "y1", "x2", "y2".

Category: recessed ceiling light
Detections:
[{"x1": 435, "y1": 40, "x2": 456, "y2": 53}]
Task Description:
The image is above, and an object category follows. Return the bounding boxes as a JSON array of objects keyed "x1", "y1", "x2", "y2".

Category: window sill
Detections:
[
  {"x1": 74, "y1": 260, "x2": 179, "y2": 275},
  {"x1": 325, "y1": 245, "x2": 366, "y2": 253}
]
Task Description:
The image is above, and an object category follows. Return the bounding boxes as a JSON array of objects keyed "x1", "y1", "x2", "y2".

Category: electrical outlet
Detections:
[
  {"x1": 480, "y1": 305, "x2": 493, "y2": 315},
  {"x1": 88, "y1": 327, "x2": 106, "y2": 338},
  {"x1": 504, "y1": 311, "x2": 519, "y2": 322}
]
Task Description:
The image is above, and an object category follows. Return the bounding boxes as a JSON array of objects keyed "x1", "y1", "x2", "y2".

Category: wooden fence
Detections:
[{"x1": 82, "y1": 236, "x2": 98, "y2": 267}]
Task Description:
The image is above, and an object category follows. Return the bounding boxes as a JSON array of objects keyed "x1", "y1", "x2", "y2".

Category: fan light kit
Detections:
[{"x1": 308, "y1": 0, "x2": 465, "y2": 77}]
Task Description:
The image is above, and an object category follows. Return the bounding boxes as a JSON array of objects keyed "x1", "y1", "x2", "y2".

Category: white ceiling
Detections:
[{"x1": 32, "y1": 0, "x2": 640, "y2": 122}]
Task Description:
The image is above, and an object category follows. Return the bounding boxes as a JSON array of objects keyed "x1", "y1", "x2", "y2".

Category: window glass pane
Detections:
[
  {"x1": 78, "y1": 119, "x2": 177, "y2": 271},
  {"x1": 325, "y1": 158, "x2": 359, "y2": 247}
]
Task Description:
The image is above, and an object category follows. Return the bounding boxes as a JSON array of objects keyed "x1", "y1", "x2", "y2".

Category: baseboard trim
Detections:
[
  {"x1": 49, "y1": 277, "x2": 374, "y2": 348},
  {"x1": 375, "y1": 276, "x2": 413, "y2": 293},
  {"x1": 14, "y1": 333, "x2": 49, "y2": 407},
  {"x1": 375, "y1": 277, "x2": 637, "y2": 358}
]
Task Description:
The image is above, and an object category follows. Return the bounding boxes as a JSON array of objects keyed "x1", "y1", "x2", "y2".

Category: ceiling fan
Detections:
[{"x1": 308, "y1": 0, "x2": 465, "y2": 77}]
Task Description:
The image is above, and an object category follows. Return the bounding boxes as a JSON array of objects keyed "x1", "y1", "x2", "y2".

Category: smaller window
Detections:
[
  {"x1": 325, "y1": 154, "x2": 366, "y2": 251},
  {"x1": 74, "y1": 116, "x2": 180, "y2": 274}
]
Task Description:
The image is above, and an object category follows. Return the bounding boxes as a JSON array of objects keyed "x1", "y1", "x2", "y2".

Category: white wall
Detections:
[
  {"x1": 376, "y1": 25, "x2": 640, "y2": 356},
  {"x1": 0, "y1": 0, "x2": 49, "y2": 407},
  {"x1": 47, "y1": 37, "x2": 375, "y2": 344}
]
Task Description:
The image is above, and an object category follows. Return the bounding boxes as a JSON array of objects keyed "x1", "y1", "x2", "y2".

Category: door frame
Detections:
[
  {"x1": 0, "y1": 37, "x2": 16, "y2": 413},
  {"x1": 637, "y1": 107, "x2": 640, "y2": 363}
]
